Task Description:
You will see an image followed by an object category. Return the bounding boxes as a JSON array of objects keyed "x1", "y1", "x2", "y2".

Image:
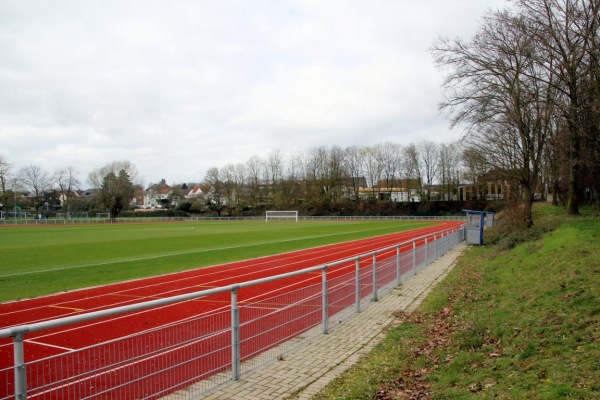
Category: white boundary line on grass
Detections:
[{"x1": 0, "y1": 224, "x2": 425, "y2": 278}]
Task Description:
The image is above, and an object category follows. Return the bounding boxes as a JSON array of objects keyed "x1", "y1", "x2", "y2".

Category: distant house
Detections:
[
  {"x1": 24, "y1": 191, "x2": 62, "y2": 211},
  {"x1": 57, "y1": 190, "x2": 80, "y2": 210},
  {"x1": 132, "y1": 187, "x2": 145, "y2": 208},
  {"x1": 358, "y1": 179, "x2": 422, "y2": 202},
  {"x1": 144, "y1": 180, "x2": 175, "y2": 208},
  {"x1": 340, "y1": 177, "x2": 368, "y2": 200},
  {"x1": 186, "y1": 184, "x2": 205, "y2": 199},
  {"x1": 80, "y1": 188, "x2": 99, "y2": 199},
  {"x1": 457, "y1": 168, "x2": 543, "y2": 201}
]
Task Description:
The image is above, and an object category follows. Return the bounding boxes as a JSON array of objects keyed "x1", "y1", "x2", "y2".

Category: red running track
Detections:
[{"x1": 0, "y1": 222, "x2": 462, "y2": 399}]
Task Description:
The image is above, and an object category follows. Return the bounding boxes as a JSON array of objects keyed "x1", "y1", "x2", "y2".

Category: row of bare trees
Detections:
[
  {"x1": 1, "y1": 139, "x2": 464, "y2": 218},
  {"x1": 0, "y1": 157, "x2": 139, "y2": 217},
  {"x1": 2, "y1": 3, "x2": 598, "y2": 221},
  {"x1": 0, "y1": 156, "x2": 82, "y2": 215},
  {"x1": 432, "y1": 0, "x2": 600, "y2": 225},
  {"x1": 199, "y1": 141, "x2": 465, "y2": 214}
]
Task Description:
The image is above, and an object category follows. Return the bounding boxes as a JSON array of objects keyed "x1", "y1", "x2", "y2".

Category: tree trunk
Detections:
[
  {"x1": 522, "y1": 187, "x2": 535, "y2": 228},
  {"x1": 567, "y1": 109, "x2": 581, "y2": 215}
]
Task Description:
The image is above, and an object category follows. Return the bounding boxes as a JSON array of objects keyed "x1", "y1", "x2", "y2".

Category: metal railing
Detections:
[{"x1": 0, "y1": 226, "x2": 465, "y2": 400}]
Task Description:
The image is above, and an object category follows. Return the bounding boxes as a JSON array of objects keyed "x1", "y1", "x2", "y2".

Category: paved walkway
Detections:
[{"x1": 201, "y1": 242, "x2": 468, "y2": 400}]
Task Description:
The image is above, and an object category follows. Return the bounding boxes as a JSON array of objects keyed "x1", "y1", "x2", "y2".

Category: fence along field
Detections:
[
  {"x1": 0, "y1": 219, "x2": 436, "y2": 302},
  {"x1": 0, "y1": 219, "x2": 464, "y2": 399}
]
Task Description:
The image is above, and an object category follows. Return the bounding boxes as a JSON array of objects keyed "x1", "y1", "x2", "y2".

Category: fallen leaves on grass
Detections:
[{"x1": 375, "y1": 307, "x2": 454, "y2": 399}]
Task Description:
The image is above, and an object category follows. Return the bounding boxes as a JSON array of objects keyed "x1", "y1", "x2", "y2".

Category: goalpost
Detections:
[
  {"x1": 57, "y1": 212, "x2": 89, "y2": 219},
  {"x1": 265, "y1": 210, "x2": 299, "y2": 222},
  {"x1": 68, "y1": 212, "x2": 89, "y2": 219}
]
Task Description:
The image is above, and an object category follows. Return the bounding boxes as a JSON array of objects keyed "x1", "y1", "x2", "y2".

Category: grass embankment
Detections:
[{"x1": 313, "y1": 205, "x2": 599, "y2": 399}]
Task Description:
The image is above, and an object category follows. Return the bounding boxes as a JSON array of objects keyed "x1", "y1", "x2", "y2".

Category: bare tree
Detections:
[
  {"x1": 517, "y1": 0, "x2": 600, "y2": 214},
  {"x1": 266, "y1": 150, "x2": 284, "y2": 207},
  {"x1": 232, "y1": 163, "x2": 247, "y2": 207},
  {"x1": 304, "y1": 146, "x2": 329, "y2": 207},
  {"x1": 54, "y1": 166, "x2": 81, "y2": 213},
  {"x1": 204, "y1": 166, "x2": 224, "y2": 216},
  {"x1": 88, "y1": 160, "x2": 142, "y2": 189},
  {"x1": 222, "y1": 164, "x2": 238, "y2": 209},
  {"x1": 286, "y1": 151, "x2": 305, "y2": 182},
  {"x1": 363, "y1": 145, "x2": 384, "y2": 200},
  {"x1": 403, "y1": 144, "x2": 423, "y2": 201},
  {"x1": 417, "y1": 140, "x2": 440, "y2": 201},
  {"x1": 327, "y1": 145, "x2": 346, "y2": 203},
  {"x1": 344, "y1": 146, "x2": 365, "y2": 201},
  {"x1": 305, "y1": 146, "x2": 329, "y2": 181},
  {"x1": 433, "y1": 10, "x2": 557, "y2": 225},
  {"x1": 0, "y1": 154, "x2": 13, "y2": 210},
  {"x1": 438, "y1": 142, "x2": 461, "y2": 201},
  {"x1": 18, "y1": 164, "x2": 51, "y2": 213},
  {"x1": 245, "y1": 155, "x2": 264, "y2": 209},
  {"x1": 542, "y1": 120, "x2": 570, "y2": 205},
  {"x1": 461, "y1": 146, "x2": 491, "y2": 200},
  {"x1": 282, "y1": 151, "x2": 305, "y2": 205},
  {"x1": 379, "y1": 142, "x2": 404, "y2": 201}
]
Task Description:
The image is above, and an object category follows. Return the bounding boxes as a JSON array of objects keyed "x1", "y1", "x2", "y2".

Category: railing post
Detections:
[
  {"x1": 355, "y1": 259, "x2": 361, "y2": 314},
  {"x1": 441, "y1": 232, "x2": 446, "y2": 254},
  {"x1": 231, "y1": 286, "x2": 240, "y2": 381},
  {"x1": 412, "y1": 240, "x2": 416, "y2": 276},
  {"x1": 372, "y1": 253, "x2": 378, "y2": 302},
  {"x1": 424, "y1": 236, "x2": 428, "y2": 267},
  {"x1": 396, "y1": 246, "x2": 401, "y2": 286},
  {"x1": 13, "y1": 331, "x2": 27, "y2": 400},
  {"x1": 322, "y1": 268, "x2": 329, "y2": 334},
  {"x1": 444, "y1": 232, "x2": 448, "y2": 254}
]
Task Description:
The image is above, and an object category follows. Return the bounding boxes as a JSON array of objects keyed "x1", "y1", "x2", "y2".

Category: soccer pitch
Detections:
[{"x1": 0, "y1": 220, "x2": 434, "y2": 302}]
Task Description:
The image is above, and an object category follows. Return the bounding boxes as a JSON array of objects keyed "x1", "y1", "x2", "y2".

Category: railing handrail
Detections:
[{"x1": 0, "y1": 225, "x2": 463, "y2": 340}]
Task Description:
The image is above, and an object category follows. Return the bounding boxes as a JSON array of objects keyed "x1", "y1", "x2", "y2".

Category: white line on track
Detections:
[
  {"x1": 0, "y1": 224, "x2": 449, "y2": 326},
  {"x1": 26, "y1": 329, "x2": 227, "y2": 399},
  {"x1": 26, "y1": 339, "x2": 74, "y2": 352},
  {"x1": 0, "y1": 222, "x2": 461, "y2": 391},
  {"x1": 0, "y1": 226, "x2": 411, "y2": 278}
]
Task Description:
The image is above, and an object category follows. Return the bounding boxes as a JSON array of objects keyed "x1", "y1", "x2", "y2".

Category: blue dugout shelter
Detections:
[{"x1": 462, "y1": 209, "x2": 495, "y2": 246}]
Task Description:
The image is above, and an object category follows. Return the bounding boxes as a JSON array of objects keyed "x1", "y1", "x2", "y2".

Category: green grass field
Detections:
[
  {"x1": 0, "y1": 220, "x2": 434, "y2": 302},
  {"x1": 313, "y1": 205, "x2": 600, "y2": 399}
]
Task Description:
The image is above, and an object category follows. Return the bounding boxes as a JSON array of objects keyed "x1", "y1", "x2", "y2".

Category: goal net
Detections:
[
  {"x1": 4, "y1": 211, "x2": 33, "y2": 219},
  {"x1": 58, "y1": 212, "x2": 89, "y2": 219},
  {"x1": 265, "y1": 210, "x2": 299, "y2": 222}
]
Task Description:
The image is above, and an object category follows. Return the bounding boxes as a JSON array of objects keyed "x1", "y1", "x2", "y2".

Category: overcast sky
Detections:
[{"x1": 1, "y1": 0, "x2": 508, "y2": 187}]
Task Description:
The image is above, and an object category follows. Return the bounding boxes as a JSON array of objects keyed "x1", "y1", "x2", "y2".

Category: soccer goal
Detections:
[
  {"x1": 265, "y1": 210, "x2": 299, "y2": 222},
  {"x1": 6, "y1": 211, "x2": 32, "y2": 219},
  {"x1": 58, "y1": 212, "x2": 89, "y2": 219}
]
